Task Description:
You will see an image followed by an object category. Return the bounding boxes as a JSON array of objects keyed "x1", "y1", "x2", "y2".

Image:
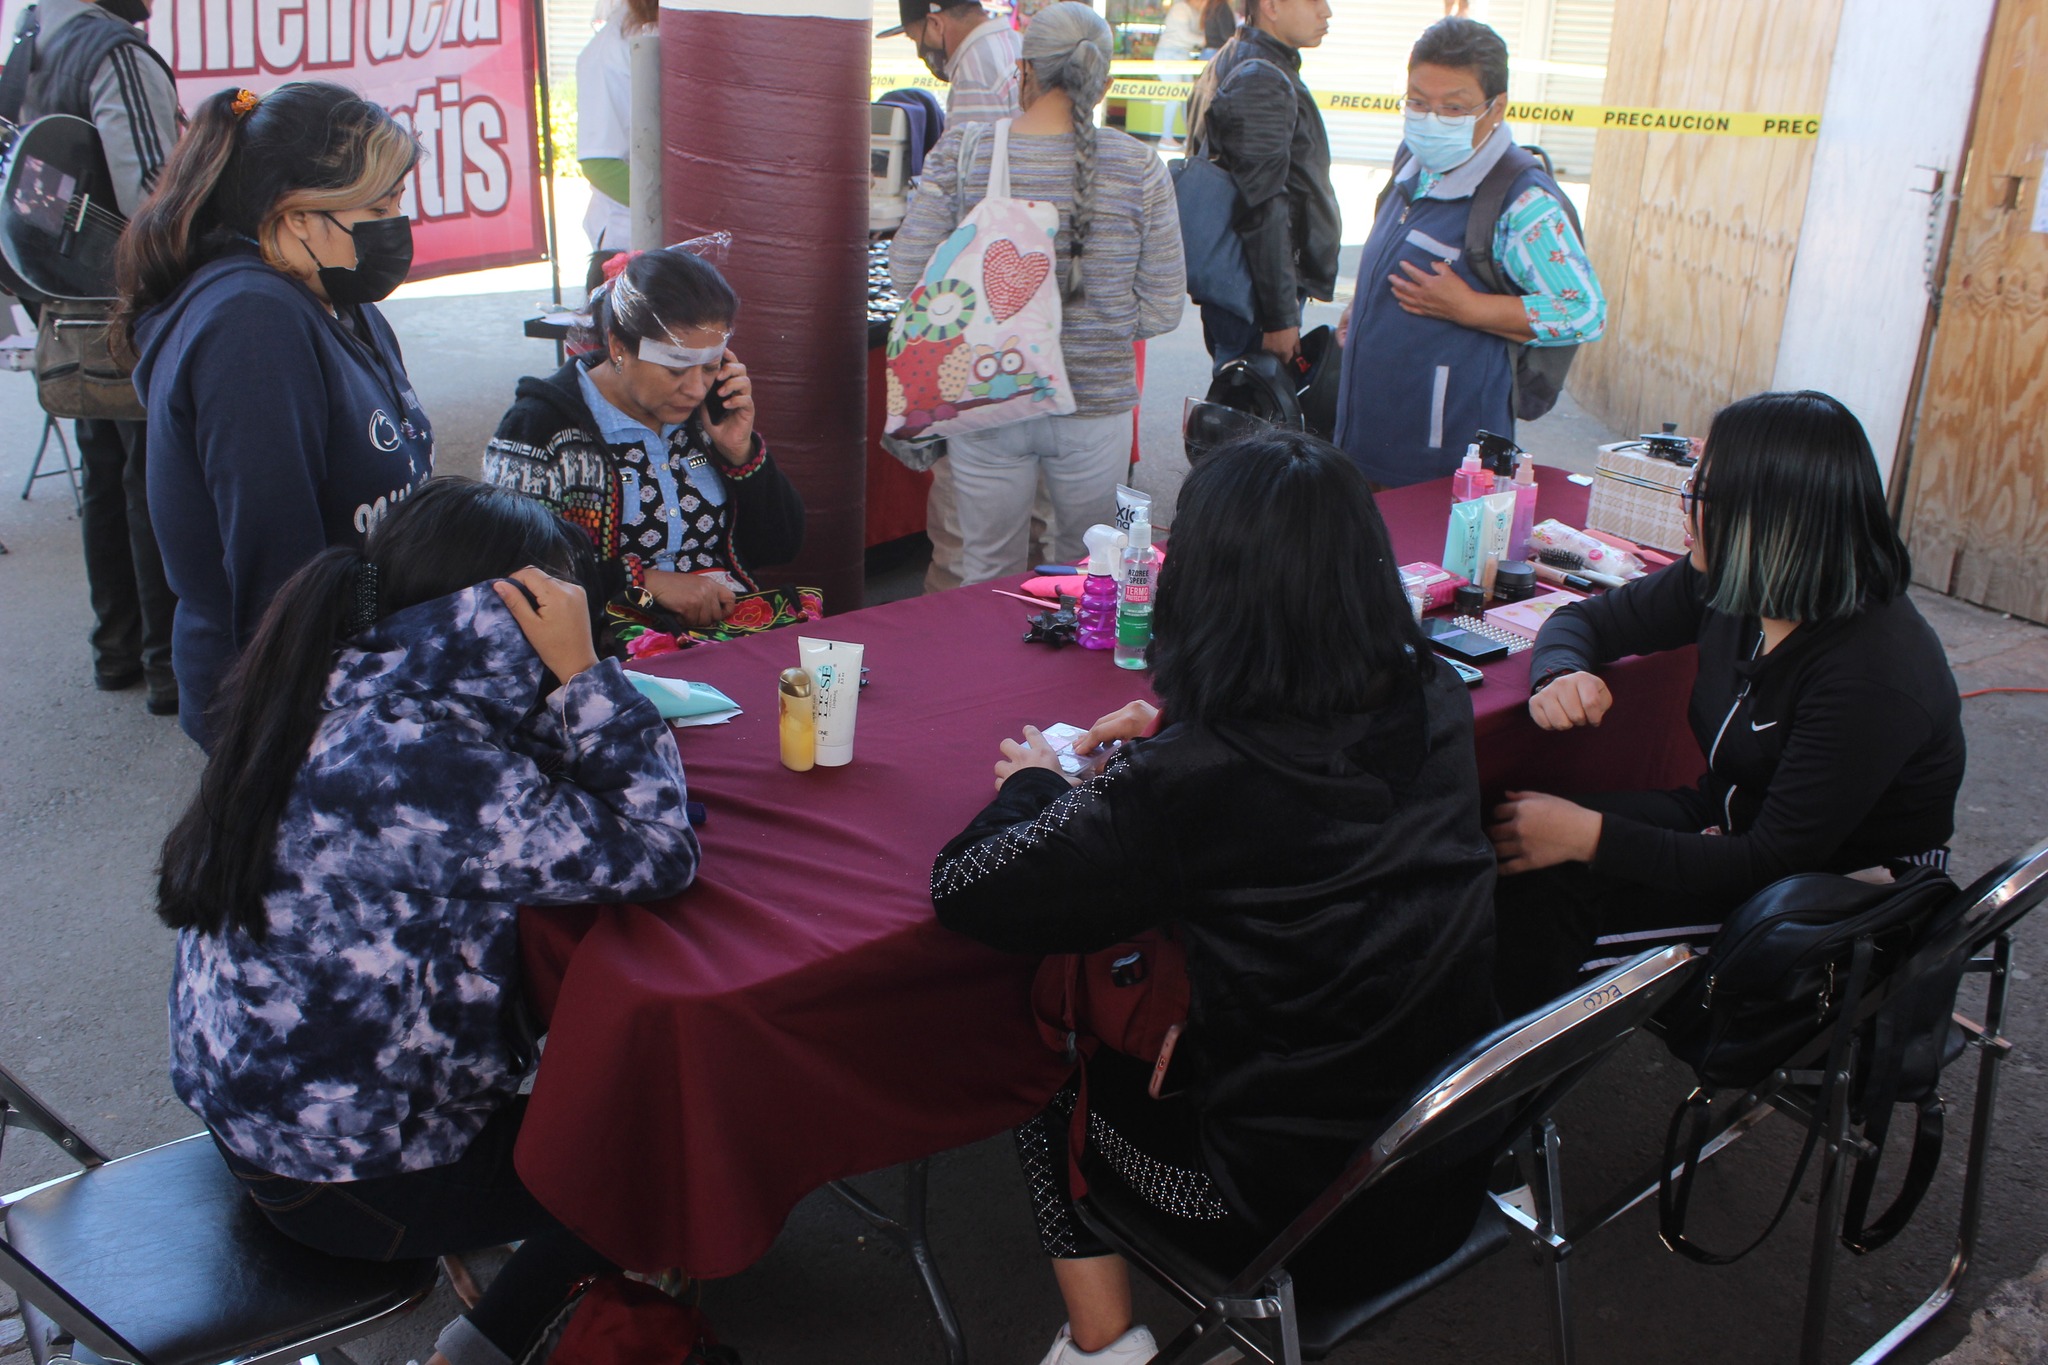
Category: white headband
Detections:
[{"x1": 637, "y1": 334, "x2": 727, "y2": 369}]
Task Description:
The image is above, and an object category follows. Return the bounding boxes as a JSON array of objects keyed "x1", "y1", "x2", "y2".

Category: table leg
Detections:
[{"x1": 826, "y1": 1160, "x2": 968, "y2": 1365}]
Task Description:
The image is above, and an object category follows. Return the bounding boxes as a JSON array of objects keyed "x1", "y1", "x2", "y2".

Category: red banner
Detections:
[{"x1": 142, "y1": 0, "x2": 547, "y2": 280}]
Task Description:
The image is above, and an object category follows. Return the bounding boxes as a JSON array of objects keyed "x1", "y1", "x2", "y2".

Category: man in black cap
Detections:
[{"x1": 883, "y1": 0, "x2": 1021, "y2": 146}]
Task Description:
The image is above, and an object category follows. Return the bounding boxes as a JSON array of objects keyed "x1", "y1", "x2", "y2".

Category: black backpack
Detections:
[
  {"x1": 1654, "y1": 866, "x2": 1966, "y2": 1263},
  {"x1": 1375, "y1": 143, "x2": 1584, "y2": 421}
]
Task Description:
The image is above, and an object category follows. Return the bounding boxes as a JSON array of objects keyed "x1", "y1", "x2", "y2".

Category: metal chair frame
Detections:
[
  {"x1": 19, "y1": 414, "x2": 79, "y2": 511},
  {"x1": 0, "y1": 1065, "x2": 434, "y2": 1365},
  {"x1": 1565, "y1": 836, "x2": 2048, "y2": 1365},
  {"x1": 1076, "y1": 945, "x2": 1701, "y2": 1365}
]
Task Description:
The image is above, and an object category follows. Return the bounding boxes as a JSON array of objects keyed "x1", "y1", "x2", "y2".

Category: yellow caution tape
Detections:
[{"x1": 868, "y1": 63, "x2": 1821, "y2": 138}]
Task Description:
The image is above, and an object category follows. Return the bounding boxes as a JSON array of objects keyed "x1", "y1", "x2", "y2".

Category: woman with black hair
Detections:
[
  {"x1": 483, "y1": 245, "x2": 805, "y2": 639},
  {"x1": 121, "y1": 82, "x2": 435, "y2": 748},
  {"x1": 1490, "y1": 390, "x2": 1966, "y2": 1014},
  {"x1": 931, "y1": 430, "x2": 1497, "y2": 1365},
  {"x1": 161, "y1": 478, "x2": 697, "y2": 1365}
]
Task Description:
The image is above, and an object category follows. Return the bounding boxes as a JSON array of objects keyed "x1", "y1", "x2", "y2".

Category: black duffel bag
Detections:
[{"x1": 1656, "y1": 865, "x2": 1964, "y2": 1263}]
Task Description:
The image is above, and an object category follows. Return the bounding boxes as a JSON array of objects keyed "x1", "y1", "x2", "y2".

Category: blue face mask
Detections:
[{"x1": 1403, "y1": 102, "x2": 1493, "y2": 174}]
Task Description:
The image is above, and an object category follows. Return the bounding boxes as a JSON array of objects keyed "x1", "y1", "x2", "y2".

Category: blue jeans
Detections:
[{"x1": 215, "y1": 1097, "x2": 611, "y2": 1365}]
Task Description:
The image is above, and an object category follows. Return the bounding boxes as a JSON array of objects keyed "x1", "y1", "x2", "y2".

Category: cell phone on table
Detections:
[
  {"x1": 1445, "y1": 657, "x2": 1484, "y2": 688},
  {"x1": 1423, "y1": 617, "x2": 1511, "y2": 665}
]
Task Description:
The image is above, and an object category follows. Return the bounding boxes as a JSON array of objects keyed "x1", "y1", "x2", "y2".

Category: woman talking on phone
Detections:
[
  {"x1": 483, "y1": 246, "x2": 805, "y2": 643},
  {"x1": 120, "y1": 82, "x2": 435, "y2": 749}
]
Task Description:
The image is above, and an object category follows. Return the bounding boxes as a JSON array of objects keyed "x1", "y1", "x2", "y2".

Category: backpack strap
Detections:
[
  {"x1": 1659, "y1": 935, "x2": 1876, "y2": 1265},
  {"x1": 1839, "y1": 985, "x2": 1947, "y2": 1253},
  {"x1": 1464, "y1": 144, "x2": 1584, "y2": 299},
  {"x1": 1374, "y1": 144, "x2": 1413, "y2": 220},
  {"x1": 0, "y1": 5, "x2": 40, "y2": 127}
]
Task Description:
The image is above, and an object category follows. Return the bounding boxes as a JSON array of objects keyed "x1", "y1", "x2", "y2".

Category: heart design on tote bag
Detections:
[{"x1": 982, "y1": 238, "x2": 1051, "y2": 322}]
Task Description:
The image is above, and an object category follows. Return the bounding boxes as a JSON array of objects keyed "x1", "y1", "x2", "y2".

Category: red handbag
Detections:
[
  {"x1": 1030, "y1": 931, "x2": 1192, "y2": 1197},
  {"x1": 1030, "y1": 931, "x2": 1191, "y2": 1092},
  {"x1": 550, "y1": 1275, "x2": 738, "y2": 1365}
]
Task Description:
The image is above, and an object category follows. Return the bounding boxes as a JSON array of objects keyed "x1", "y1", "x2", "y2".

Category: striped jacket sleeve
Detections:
[
  {"x1": 1493, "y1": 185, "x2": 1607, "y2": 348},
  {"x1": 90, "y1": 41, "x2": 178, "y2": 216}
]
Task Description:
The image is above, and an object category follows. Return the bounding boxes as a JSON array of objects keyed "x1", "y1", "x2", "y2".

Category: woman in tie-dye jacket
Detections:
[{"x1": 156, "y1": 478, "x2": 698, "y2": 1365}]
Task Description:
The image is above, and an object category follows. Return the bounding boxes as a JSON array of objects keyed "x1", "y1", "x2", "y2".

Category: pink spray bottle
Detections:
[{"x1": 1078, "y1": 523, "x2": 1126, "y2": 650}]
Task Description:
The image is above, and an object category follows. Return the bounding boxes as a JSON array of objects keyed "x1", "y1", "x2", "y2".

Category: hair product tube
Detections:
[{"x1": 798, "y1": 636, "x2": 864, "y2": 766}]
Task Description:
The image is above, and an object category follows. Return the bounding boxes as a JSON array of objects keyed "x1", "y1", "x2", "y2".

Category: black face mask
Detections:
[
  {"x1": 100, "y1": 0, "x2": 150, "y2": 23},
  {"x1": 312, "y1": 213, "x2": 414, "y2": 305}
]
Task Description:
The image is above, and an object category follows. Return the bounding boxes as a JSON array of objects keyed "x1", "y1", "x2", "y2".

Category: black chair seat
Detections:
[
  {"x1": 1082, "y1": 1173, "x2": 1513, "y2": 1360},
  {"x1": 4, "y1": 1134, "x2": 435, "y2": 1365}
]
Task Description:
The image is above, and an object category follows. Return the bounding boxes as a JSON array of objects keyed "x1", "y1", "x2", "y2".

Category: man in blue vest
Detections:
[
  {"x1": 1333, "y1": 18, "x2": 1605, "y2": 488},
  {"x1": 10, "y1": 0, "x2": 180, "y2": 709}
]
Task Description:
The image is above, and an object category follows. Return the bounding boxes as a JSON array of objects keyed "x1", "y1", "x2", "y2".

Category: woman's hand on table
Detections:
[
  {"x1": 704, "y1": 350, "x2": 756, "y2": 464},
  {"x1": 494, "y1": 567, "x2": 599, "y2": 682},
  {"x1": 1528, "y1": 671, "x2": 1613, "y2": 731},
  {"x1": 1489, "y1": 791, "x2": 1603, "y2": 875},
  {"x1": 995, "y1": 725, "x2": 1071, "y2": 791},
  {"x1": 646, "y1": 569, "x2": 736, "y2": 627},
  {"x1": 1076, "y1": 699, "x2": 1159, "y2": 754}
]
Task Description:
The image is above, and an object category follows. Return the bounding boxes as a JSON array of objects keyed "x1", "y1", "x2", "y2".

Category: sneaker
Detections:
[{"x1": 1038, "y1": 1323, "x2": 1158, "y2": 1365}]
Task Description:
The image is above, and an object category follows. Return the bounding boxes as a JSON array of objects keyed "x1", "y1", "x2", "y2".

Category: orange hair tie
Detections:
[{"x1": 231, "y1": 88, "x2": 259, "y2": 118}]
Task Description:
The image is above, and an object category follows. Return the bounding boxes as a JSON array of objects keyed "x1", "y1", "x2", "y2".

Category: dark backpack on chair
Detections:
[{"x1": 1654, "y1": 866, "x2": 1964, "y2": 1263}]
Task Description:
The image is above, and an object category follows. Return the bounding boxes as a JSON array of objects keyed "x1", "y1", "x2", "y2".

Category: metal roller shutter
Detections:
[{"x1": 1308, "y1": 0, "x2": 1608, "y2": 179}]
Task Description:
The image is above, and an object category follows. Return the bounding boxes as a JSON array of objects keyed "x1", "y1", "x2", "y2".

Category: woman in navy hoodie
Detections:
[
  {"x1": 119, "y1": 82, "x2": 435, "y2": 749},
  {"x1": 158, "y1": 478, "x2": 698, "y2": 1365}
]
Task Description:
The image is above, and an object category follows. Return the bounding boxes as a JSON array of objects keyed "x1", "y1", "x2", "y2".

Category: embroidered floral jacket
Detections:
[{"x1": 481, "y1": 356, "x2": 805, "y2": 602}]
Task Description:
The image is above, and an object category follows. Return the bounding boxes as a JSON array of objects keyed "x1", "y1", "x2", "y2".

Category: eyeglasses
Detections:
[
  {"x1": 1679, "y1": 475, "x2": 1708, "y2": 516},
  {"x1": 1401, "y1": 95, "x2": 1497, "y2": 120}
]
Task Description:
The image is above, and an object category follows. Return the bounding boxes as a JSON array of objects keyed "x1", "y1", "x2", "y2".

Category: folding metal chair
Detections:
[
  {"x1": 1074, "y1": 944, "x2": 1701, "y2": 1365},
  {"x1": 0, "y1": 1062, "x2": 437, "y2": 1365},
  {"x1": 1566, "y1": 835, "x2": 2048, "y2": 1365},
  {"x1": 19, "y1": 415, "x2": 79, "y2": 512}
]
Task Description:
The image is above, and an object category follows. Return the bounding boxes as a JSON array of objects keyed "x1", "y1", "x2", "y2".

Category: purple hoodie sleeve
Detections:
[{"x1": 454, "y1": 659, "x2": 698, "y2": 904}]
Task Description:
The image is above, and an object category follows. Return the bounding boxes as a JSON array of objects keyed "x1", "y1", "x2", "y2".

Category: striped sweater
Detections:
[{"x1": 891, "y1": 124, "x2": 1186, "y2": 418}]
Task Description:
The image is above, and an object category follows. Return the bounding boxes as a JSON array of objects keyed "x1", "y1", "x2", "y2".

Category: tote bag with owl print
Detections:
[{"x1": 884, "y1": 119, "x2": 1077, "y2": 444}]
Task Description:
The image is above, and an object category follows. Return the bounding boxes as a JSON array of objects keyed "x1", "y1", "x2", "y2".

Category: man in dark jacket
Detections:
[
  {"x1": 1183, "y1": 0, "x2": 1339, "y2": 369},
  {"x1": 10, "y1": 0, "x2": 180, "y2": 711}
]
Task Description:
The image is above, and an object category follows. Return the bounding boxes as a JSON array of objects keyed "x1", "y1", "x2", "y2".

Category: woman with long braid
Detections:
[{"x1": 890, "y1": 1, "x2": 1184, "y2": 585}]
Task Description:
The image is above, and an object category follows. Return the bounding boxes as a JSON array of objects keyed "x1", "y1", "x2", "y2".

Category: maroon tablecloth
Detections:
[{"x1": 515, "y1": 468, "x2": 1704, "y2": 1275}]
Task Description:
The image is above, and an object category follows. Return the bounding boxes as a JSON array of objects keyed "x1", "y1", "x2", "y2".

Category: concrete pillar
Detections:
[
  {"x1": 627, "y1": 31, "x2": 664, "y2": 252},
  {"x1": 660, "y1": 0, "x2": 870, "y2": 612}
]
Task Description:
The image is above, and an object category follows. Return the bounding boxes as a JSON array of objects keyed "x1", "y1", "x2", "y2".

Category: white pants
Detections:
[
  {"x1": 945, "y1": 411, "x2": 1133, "y2": 585},
  {"x1": 924, "y1": 457, "x2": 1061, "y2": 593}
]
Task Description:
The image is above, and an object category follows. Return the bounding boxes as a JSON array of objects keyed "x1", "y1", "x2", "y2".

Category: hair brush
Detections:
[{"x1": 1530, "y1": 547, "x2": 1627, "y2": 589}]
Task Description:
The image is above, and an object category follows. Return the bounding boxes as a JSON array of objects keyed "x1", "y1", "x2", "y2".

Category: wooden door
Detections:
[{"x1": 1899, "y1": 0, "x2": 2048, "y2": 621}]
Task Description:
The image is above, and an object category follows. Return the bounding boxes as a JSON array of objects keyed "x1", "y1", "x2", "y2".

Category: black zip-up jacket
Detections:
[
  {"x1": 1185, "y1": 27, "x2": 1341, "y2": 332},
  {"x1": 1530, "y1": 561, "x2": 1965, "y2": 905},
  {"x1": 932, "y1": 664, "x2": 1497, "y2": 1242}
]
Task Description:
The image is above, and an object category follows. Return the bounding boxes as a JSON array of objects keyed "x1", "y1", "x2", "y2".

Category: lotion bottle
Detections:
[
  {"x1": 778, "y1": 667, "x2": 816, "y2": 772},
  {"x1": 1510, "y1": 452, "x2": 1539, "y2": 559},
  {"x1": 1452, "y1": 444, "x2": 1493, "y2": 503},
  {"x1": 1114, "y1": 514, "x2": 1156, "y2": 671}
]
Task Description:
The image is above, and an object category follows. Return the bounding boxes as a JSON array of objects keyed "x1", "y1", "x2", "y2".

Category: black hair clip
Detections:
[{"x1": 1022, "y1": 592, "x2": 1081, "y2": 649}]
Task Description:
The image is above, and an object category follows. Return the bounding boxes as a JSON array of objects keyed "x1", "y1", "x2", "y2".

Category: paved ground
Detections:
[{"x1": 2, "y1": 251, "x2": 2045, "y2": 1365}]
